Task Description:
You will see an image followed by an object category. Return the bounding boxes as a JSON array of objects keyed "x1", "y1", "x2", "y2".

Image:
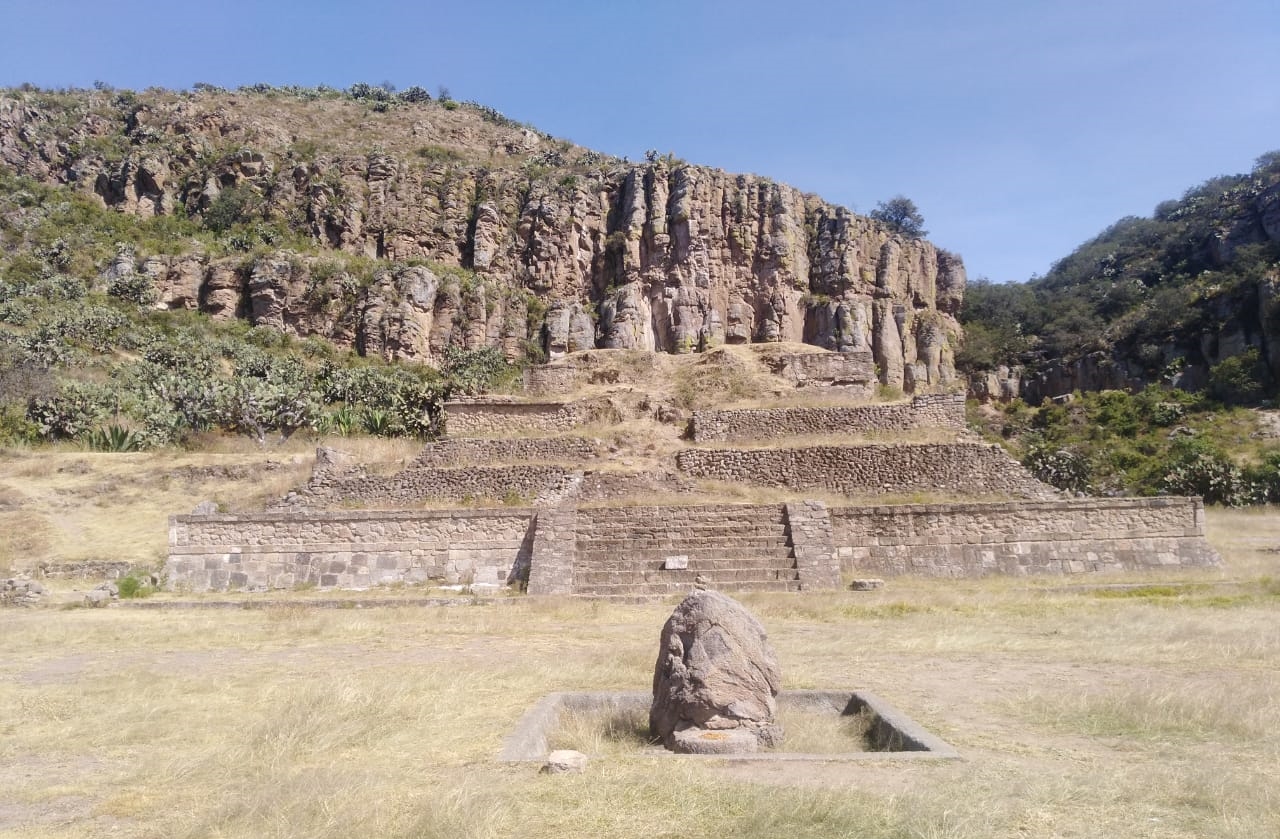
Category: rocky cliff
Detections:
[{"x1": 0, "y1": 86, "x2": 965, "y2": 390}]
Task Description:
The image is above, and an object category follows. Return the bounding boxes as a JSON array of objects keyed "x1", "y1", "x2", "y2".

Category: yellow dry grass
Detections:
[
  {"x1": 0, "y1": 509, "x2": 1277, "y2": 838},
  {"x1": 0, "y1": 435, "x2": 422, "y2": 574}
]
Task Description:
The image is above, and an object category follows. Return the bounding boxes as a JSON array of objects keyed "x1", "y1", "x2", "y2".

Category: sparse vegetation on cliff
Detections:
[{"x1": 960, "y1": 151, "x2": 1280, "y2": 402}]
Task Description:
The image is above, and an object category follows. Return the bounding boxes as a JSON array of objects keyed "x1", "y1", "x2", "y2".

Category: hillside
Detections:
[
  {"x1": 0, "y1": 83, "x2": 965, "y2": 435},
  {"x1": 962, "y1": 152, "x2": 1280, "y2": 404}
]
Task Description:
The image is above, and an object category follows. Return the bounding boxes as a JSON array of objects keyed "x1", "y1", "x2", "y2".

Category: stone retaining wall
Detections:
[
  {"x1": 522, "y1": 365, "x2": 579, "y2": 397},
  {"x1": 676, "y1": 443, "x2": 1056, "y2": 498},
  {"x1": 168, "y1": 497, "x2": 1219, "y2": 592},
  {"x1": 167, "y1": 509, "x2": 536, "y2": 591},
  {"x1": 830, "y1": 497, "x2": 1219, "y2": 577},
  {"x1": 411, "y1": 437, "x2": 599, "y2": 467},
  {"x1": 444, "y1": 399, "x2": 583, "y2": 436},
  {"x1": 690, "y1": 394, "x2": 966, "y2": 442},
  {"x1": 289, "y1": 464, "x2": 580, "y2": 507}
]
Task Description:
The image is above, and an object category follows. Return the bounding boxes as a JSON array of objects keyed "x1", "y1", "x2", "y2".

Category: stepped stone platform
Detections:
[
  {"x1": 168, "y1": 497, "x2": 1219, "y2": 595},
  {"x1": 172, "y1": 353, "x2": 1220, "y2": 596}
]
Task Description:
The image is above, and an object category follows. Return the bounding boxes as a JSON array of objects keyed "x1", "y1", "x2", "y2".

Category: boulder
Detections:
[
  {"x1": 541, "y1": 749, "x2": 589, "y2": 774},
  {"x1": 84, "y1": 589, "x2": 111, "y2": 607},
  {"x1": 650, "y1": 590, "x2": 782, "y2": 752}
]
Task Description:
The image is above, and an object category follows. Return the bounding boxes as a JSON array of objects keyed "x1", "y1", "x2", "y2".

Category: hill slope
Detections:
[
  {"x1": 0, "y1": 84, "x2": 965, "y2": 391},
  {"x1": 962, "y1": 152, "x2": 1280, "y2": 404}
]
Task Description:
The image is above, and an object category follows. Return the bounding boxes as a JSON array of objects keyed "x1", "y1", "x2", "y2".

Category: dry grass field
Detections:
[{"x1": 1, "y1": 501, "x2": 1278, "y2": 837}]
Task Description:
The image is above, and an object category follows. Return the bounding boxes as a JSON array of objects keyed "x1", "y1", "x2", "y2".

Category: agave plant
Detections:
[
  {"x1": 362, "y1": 407, "x2": 396, "y2": 437},
  {"x1": 84, "y1": 423, "x2": 145, "y2": 452}
]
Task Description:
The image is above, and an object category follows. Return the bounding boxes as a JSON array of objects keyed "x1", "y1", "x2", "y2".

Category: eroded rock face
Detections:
[
  {"x1": 650, "y1": 590, "x2": 782, "y2": 752},
  {"x1": 0, "y1": 89, "x2": 968, "y2": 387}
]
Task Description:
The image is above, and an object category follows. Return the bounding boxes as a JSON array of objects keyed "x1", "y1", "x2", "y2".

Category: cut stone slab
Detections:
[
  {"x1": 670, "y1": 726, "x2": 759, "y2": 755},
  {"x1": 662, "y1": 555, "x2": 689, "y2": 571}
]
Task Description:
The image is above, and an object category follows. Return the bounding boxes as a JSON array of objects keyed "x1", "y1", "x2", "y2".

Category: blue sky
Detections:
[{"x1": 1, "y1": 0, "x2": 1276, "y2": 284}]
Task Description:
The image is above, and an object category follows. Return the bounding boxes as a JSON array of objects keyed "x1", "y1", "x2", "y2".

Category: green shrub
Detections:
[
  {"x1": 1159, "y1": 449, "x2": 1259, "y2": 506},
  {"x1": 1024, "y1": 444, "x2": 1092, "y2": 493},
  {"x1": 117, "y1": 574, "x2": 155, "y2": 599},
  {"x1": 440, "y1": 345, "x2": 514, "y2": 395},
  {"x1": 27, "y1": 380, "x2": 115, "y2": 439},
  {"x1": 203, "y1": 186, "x2": 259, "y2": 233},
  {"x1": 1208, "y1": 348, "x2": 1267, "y2": 406}
]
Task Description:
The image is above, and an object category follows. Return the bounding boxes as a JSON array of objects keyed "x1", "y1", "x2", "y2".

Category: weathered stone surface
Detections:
[
  {"x1": 541, "y1": 749, "x2": 589, "y2": 774},
  {"x1": 0, "y1": 89, "x2": 967, "y2": 388},
  {"x1": 168, "y1": 496, "x2": 1219, "y2": 594},
  {"x1": 670, "y1": 727, "x2": 759, "y2": 755},
  {"x1": 650, "y1": 590, "x2": 782, "y2": 752},
  {"x1": 676, "y1": 443, "x2": 1058, "y2": 499},
  {"x1": 83, "y1": 589, "x2": 111, "y2": 607},
  {"x1": 690, "y1": 394, "x2": 966, "y2": 443}
]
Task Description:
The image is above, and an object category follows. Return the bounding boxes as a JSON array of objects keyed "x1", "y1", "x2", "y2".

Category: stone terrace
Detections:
[
  {"x1": 690, "y1": 394, "x2": 966, "y2": 442},
  {"x1": 676, "y1": 443, "x2": 1057, "y2": 499}
]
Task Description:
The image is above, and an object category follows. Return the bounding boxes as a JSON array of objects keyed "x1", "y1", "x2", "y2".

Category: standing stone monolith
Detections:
[{"x1": 650, "y1": 589, "x2": 783, "y2": 753}]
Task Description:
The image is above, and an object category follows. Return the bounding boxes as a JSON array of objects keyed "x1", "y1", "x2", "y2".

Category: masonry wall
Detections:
[
  {"x1": 690, "y1": 394, "x2": 966, "y2": 442},
  {"x1": 676, "y1": 443, "x2": 1057, "y2": 499},
  {"x1": 167, "y1": 509, "x2": 536, "y2": 591},
  {"x1": 830, "y1": 497, "x2": 1219, "y2": 577},
  {"x1": 444, "y1": 400, "x2": 582, "y2": 436},
  {"x1": 411, "y1": 436, "x2": 599, "y2": 467},
  {"x1": 523, "y1": 365, "x2": 579, "y2": 397},
  {"x1": 168, "y1": 497, "x2": 1219, "y2": 593},
  {"x1": 286, "y1": 464, "x2": 579, "y2": 508}
]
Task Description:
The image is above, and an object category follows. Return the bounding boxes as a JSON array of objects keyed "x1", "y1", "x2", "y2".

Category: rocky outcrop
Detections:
[
  {"x1": 650, "y1": 590, "x2": 783, "y2": 753},
  {"x1": 0, "y1": 88, "x2": 966, "y2": 387}
]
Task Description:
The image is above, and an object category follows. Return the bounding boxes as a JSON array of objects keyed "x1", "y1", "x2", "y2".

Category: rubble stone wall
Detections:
[
  {"x1": 690, "y1": 394, "x2": 966, "y2": 442},
  {"x1": 522, "y1": 366, "x2": 580, "y2": 397},
  {"x1": 830, "y1": 497, "x2": 1219, "y2": 577},
  {"x1": 292, "y1": 465, "x2": 579, "y2": 507},
  {"x1": 676, "y1": 443, "x2": 1055, "y2": 498},
  {"x1": 167, "y1": 509, "x2": 536, "y2": 591},
  {"x1": 411, "y1": 436, "x2": 599, "y2": 467},
  {"x1": 444, "y1": 400, "x2": 584, "y2": 436}
]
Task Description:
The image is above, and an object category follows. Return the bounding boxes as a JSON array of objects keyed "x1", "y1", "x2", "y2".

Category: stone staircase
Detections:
[{"x1": 572, "y1": 505, "x2": 801, "y2": 597}]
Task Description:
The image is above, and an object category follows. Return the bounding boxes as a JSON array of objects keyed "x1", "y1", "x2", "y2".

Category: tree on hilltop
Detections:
[{"x1": 871, "y1": 195, "x2": 927, "y2": 239}]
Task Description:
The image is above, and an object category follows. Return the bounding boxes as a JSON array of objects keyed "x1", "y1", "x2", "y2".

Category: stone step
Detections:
[
  {"x1": 578, "y1": 513, "x2": 789, "y2": 528},
  {"x1": 575, "y1": 567, "x2": 801, "y2": 585},
  {"x1": 578, "y1": 550, "x2": 788, "y2": 563},
  {"x1": 574, "y1": 535, "x2": 791, "y2": 551},
  {"x1": 577, "y1": 529, "x2": 790, "y2": 544},
  {"x1": 575, "y1": 555, "x2": 796, "y2": 573},
  {"x1": 580, "y1": 506, "x2": 784, "y2": 518},
  {"x1": 574, "y1": 579, "x2": 803, "y2": 596}
]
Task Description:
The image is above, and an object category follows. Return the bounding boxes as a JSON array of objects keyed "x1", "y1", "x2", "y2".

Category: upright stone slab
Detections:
[
  {"x1": 650, "y1": 590, "x2": 783, "y2": 752},
  {"x1": 527, "y1": 506, "x2": 578, "y2": 595},
  {"x1": 785, "y1": 501, "x2": 841, "y2": 590}
]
